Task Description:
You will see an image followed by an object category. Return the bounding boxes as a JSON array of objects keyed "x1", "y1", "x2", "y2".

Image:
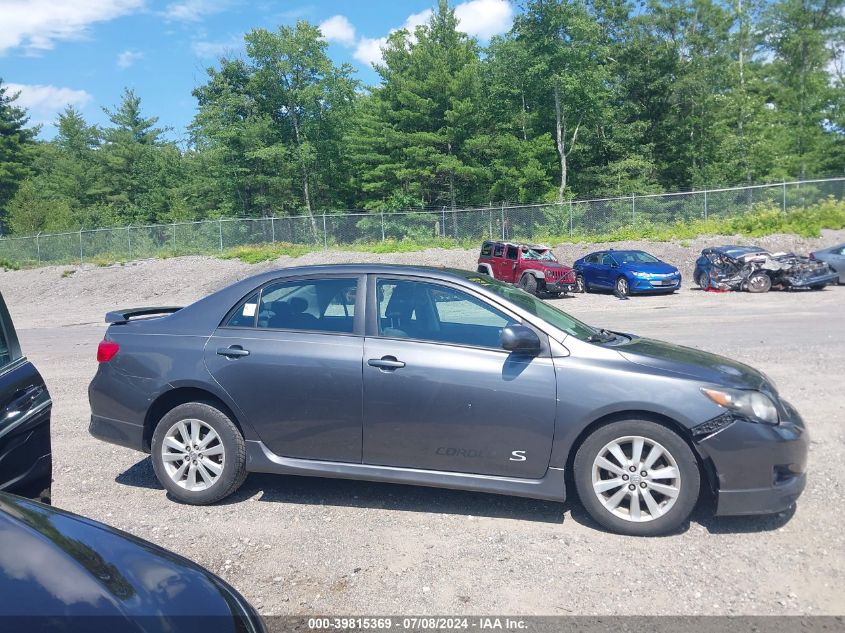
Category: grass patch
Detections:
[
  {"x1": 60, "y1": 269, "x2": 75, "y2": 278},
  {"x1": 0, "y1": 258, "x2": 20, "y2": 271}
]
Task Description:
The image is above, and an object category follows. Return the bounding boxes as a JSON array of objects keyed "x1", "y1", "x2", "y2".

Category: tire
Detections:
[
  {"x1": 615, "y1": 276, "x2": 630, "y2": 297},
  {"x1": 810, "y1": 284, "x2": 825, "y2": 290},
  {"x1": 151, "y1": 402, "x2": 248, "y2": 505},
  {"x1": 746, "y1": 272, "x2": 772, "y2": 293},
  {"x1": 575, "y1": 274, "x2": 586, "y2": 293},
  {"x1": 696, "y1": 272, "x2": 708, "y2": 289},
  {"x1": 520, "y1": 274, "x2": 538, "y2": 295},
  {"x1": 573, "y1": 419, "x2": 700, "y2": 536}
]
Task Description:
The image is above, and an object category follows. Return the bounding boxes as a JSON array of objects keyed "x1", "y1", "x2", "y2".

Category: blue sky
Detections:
[{"x1": 1, "y1": 0, "x2": 515, "y2": 142}]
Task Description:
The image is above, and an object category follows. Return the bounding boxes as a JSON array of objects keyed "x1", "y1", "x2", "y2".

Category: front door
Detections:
[
  {"x1": 204, "y1": 275, "x2": 364, "y2": 462},
  {"x1": 0, "y1": 294, "x2": 52, "y2": 502},
  {"x1": 363, "y1": 276, "x2": 557, "y2": 479}
]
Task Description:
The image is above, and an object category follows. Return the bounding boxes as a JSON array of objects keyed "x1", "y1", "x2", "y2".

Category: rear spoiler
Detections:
[{"x1": 105, "y1": 307, "x2": 183, "y2": 324}]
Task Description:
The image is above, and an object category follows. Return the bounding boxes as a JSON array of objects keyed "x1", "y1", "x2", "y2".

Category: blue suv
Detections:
[{"x1": 574, "y1": 250, "x2": 681, "y2": 297}]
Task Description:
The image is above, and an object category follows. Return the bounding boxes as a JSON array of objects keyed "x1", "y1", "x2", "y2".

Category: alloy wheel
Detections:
[
  {"x1": 161, "y1": 418, "x2": 225, "y2": 491},
  {"x1": 616, "y1": 277, "x2": 629, "y2": 296},
  {"x1": 591, "y1": 435, "x2": 681, "y2": 522}
]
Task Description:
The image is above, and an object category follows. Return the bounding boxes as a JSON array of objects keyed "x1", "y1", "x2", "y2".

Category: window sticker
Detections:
[{"x1": 243, "y1": 303, "x2": 257, "y2": 317}]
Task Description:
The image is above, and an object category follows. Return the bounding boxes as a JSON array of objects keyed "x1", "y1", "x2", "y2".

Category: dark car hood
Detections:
[
  {"x1": 621, "y1": 261, "x2": 677, "y2": 274},
  {"x1": 617, "y1": 337, "x2": 767, "y2": 390},
  {"x1": 0, "y1": 494, "x2": 261, "y2": 631}
]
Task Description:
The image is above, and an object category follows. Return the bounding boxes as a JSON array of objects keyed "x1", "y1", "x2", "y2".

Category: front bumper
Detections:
[
  {"x1": 630, "y1": 276, "x2": 681, "y2": 292},
  {"x1": 695, "y1": 400, "x2": 808, "y2": 516},
  {"x1": 545, "y1": 281, "x2": 577, "y2": 294}
]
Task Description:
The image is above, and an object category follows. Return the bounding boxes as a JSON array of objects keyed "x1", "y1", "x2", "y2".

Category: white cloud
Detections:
[
  {"x1": 344, "y1": 1, "x2": 513, "y2": 67},
  {"x1": 117, "y1": 49, "x2": 143, "y2": 68},
  {"x1": 162, "y1": 0, "x2": 231, "y2": 22},
  {"x1": 455, "y1": 0, "x2": 513, "y2": 40},
  {"x1": 0, "y1": 0, "x2": 143, "y2": 55},
  {"x1": 5, "y1": 83, "x2": 93, "y2": 127},
  {"x1": 319, "y1": 15, "x2": 356, "y2": 47},
  {"x1": 191, "y1": 35, "x2": 243, "y2": 58},
  {"x1": 354, "y1": 37, "x2": 388, "y2": 66}
]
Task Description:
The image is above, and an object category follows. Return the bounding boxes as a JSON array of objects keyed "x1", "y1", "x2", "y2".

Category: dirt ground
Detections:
[{"x1": 1, "y1": 232, "x2": 843, "y2": 616}]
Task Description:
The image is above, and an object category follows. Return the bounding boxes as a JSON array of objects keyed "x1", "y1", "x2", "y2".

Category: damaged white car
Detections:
[{"x1": 694, "y1": 245, "x2": 839, "y2": 293}]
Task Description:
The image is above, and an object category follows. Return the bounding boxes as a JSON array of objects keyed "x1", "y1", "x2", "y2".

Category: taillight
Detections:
[{"x1": 97, "y1": 341, "x2": 120, "y2": 363}]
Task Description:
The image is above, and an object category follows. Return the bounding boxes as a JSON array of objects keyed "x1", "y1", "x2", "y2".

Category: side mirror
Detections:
[{"x1": 501, "y1": 325, "x2": 541, "y2": 355}]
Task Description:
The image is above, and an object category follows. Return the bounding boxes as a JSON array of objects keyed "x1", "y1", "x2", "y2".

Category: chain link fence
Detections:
[{"x1": 1, "y1": 177, "x2": 842, "y2": 267}]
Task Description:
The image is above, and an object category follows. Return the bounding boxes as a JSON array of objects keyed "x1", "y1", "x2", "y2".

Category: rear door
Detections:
[
  {"x1": 0, "y1": 293, "x2": 52, "y2": 502},
  {"x1": 204, "y1": 275, "x2": 365, "y2": 463}
]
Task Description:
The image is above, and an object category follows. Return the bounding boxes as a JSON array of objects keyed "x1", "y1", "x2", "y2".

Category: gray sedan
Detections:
[
  {"x1": 88, "y1": 265, "x2": 807, "y2": 536},
  {"x1": 811, "y1": 243, "x2": 845, "y2": 283}
]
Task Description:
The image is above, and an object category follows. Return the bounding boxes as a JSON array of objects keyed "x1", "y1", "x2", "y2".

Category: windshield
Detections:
[
  {"x1": 521, "y1": 248, "x2": 557, "y2": 262},
  {"x1": 614, "y1": 251, "x2": 659, "y2": 264},
  {"x1": 464, "y1": 273, "x2": 598, "y2": 342}
]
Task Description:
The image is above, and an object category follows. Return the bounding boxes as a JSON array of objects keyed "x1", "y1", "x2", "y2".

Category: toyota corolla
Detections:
[{"x1": 88, "y1": 265, "x2": 807, "y2": 536}]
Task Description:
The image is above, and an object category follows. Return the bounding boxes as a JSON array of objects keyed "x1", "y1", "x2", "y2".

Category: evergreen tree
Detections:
[{"x1": 0, "y1": 79, "x2": 39, "y2": 229}]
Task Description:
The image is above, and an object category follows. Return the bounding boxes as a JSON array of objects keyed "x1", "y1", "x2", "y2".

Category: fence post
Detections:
[
  {"x1": 782, "y1": 181, "x2": 787, "y2": 213},
  {"x1": 218, "y1": 218, "x2": 224, "y2": 252},
  {"x1": 500, "y1": 203, "x2": 505, "y2": 240},
  {"x1": 172, "y1": 223, "x2": 177, "y2": 254},
  {"x1": 380, "y1": 211, "x2": 385, "y2": 242},
  {"x1": 488, "y1": 208, "x2": 493, "y2": 239},
  {"x1": 127, "y1": 226, "x2": 131, "y2": 254},
  {"x1": 79, "y1": 229, "x2": 83, "y2": 265},
  {"x1": 632, "y1": 194, "x2": 636, "y2": 223},
  {"x1": 441, "y1": 207, "x2": 447, "y2": 238},
  {"x1": 704, "y1": 190, "x2": 708, "y2": 221},
  {"x1": 271, "y1": 217, "x2": 276, "y2": 244},
  {"x1": 569, "y1": 200, "x2": 573, "y2": 238},
  {"x1": 322, "y1": 214, "x2": 328, "y2": 249},
  {"x1": 36, "y1": 233, "x2": 41, "y2": 264}
]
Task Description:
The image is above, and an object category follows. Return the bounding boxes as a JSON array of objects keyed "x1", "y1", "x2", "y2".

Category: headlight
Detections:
[
  {"x1": 632, "y1": 271, "x2": 650, "y2": 278},
  {"x1": 701, "y1": 387, "x2": 779, "y2": 425}
]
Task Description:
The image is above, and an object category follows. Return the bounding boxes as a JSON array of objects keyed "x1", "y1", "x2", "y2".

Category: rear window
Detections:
[{"x1": 493, "y1": 244, "x2": 504, "y2": 257}]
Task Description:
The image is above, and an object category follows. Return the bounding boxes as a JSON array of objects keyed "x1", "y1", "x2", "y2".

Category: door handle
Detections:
[
  {"x1": 5, "y1": 385, "x2": 45, "y2": 416},
  {"x1": 217, "y1": 346, "x2": 250, "y2": 358},
  {"x1": 367, "y1": 356, "x2": 405, "y2": 370}
]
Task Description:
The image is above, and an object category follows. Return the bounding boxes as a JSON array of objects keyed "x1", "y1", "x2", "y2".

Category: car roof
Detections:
[{"x1": 709, "y1": 245, "x2": 769, "y2": 256}]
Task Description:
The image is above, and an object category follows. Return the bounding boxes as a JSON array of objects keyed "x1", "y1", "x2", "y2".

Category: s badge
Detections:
[{"x1": 509, "y1": 450, "x2": 526, "y2": 462}]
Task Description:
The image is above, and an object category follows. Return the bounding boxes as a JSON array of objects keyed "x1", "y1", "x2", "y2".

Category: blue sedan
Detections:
[{"x1": 574, "y1": 250, "x2": 681, "y2": 297}]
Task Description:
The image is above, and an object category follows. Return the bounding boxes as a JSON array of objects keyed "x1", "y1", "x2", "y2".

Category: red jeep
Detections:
[{"x1": 477, "y1": 241, "x2": 576, "y2": 297}]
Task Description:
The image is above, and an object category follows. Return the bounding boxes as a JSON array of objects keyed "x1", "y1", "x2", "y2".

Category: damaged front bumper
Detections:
[{"x1": 693, "y1": 400, "x2": 808, "y2": 516}]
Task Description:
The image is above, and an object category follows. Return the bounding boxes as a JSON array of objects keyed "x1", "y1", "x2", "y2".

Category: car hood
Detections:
[
  {"x1": 616, "y1": 337, "x2": 767, "y2": 391},
  {"x1": 534, "y1": 261, "x2": 573, "y2": 272},
  {"x1": 621, "y1": 261, "x2": 678, "y2": 274},
  {"x1": 0, "y1": 494, "x2": 262, "y2": 630}
]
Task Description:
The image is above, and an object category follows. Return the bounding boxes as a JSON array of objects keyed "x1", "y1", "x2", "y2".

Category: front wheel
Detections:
[
  {"x1": 151, "y1": 402, "x2": 248, "y2": 505},
  {"x1": 615, "y1": 276, "x2": 630, "y2": 297},
  {"x1": 573, "y1": 420, "x2": 700, "y2": 536},
  {"x1": 746, "y1": 272, "x2": 772, "y2": 293},
  {"x1": 519, "y1": 274, "x2": 538, "y2": 295}
]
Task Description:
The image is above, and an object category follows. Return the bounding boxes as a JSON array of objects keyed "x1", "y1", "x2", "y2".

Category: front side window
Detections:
[
  {"x1": 601, "y1": 253, "x2": 616, "y2": 266},
  {"x1": 377, "y1": 279, "x2": 516, "y2": 349},
  {"x1": 229, "y1": 278, "x2": 358, "y2": 334},
  {"x1": 506, "y1": 246, "x2": 519, "y2": 260}
]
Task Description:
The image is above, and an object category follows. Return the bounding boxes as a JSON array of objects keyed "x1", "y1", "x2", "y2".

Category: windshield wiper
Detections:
[{"x1": 588, "y1": 328, "x2": 616, "y2": 343}]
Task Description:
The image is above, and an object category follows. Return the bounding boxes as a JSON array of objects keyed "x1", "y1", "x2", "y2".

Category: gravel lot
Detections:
[{"x1": 1, "y1": 231, "x2": 844, "y2": 617}]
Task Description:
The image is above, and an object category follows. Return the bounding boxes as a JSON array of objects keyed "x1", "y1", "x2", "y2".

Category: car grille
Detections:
[{"x1": 547, "y1": 269, "x2": 574, "y2": 283}]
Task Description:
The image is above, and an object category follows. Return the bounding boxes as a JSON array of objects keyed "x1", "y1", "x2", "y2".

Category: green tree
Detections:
[
  {"x1": 0, "y1": 79, "x2": 39, "y2": 229},
  {"x1": 349, "y1": 0, "x2": 488, "y2": 208}
]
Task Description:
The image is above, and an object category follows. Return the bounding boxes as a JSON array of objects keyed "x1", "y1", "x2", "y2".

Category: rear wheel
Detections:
[
  {"x1": 746, "y1": 272, "x2": 772, "y2": 293},
  {"x1": 575, "y1": 274, "x2": 586, "y2": 293},
  {"x1": 573, "y1": 419, "x2": 700, "y2": 536},
  {"x1": 151, "y1": 402, "x2": 247, "y2": 505},
  {"x1": 696, "y1": 272, "x2": 708, "y2": 289}
]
